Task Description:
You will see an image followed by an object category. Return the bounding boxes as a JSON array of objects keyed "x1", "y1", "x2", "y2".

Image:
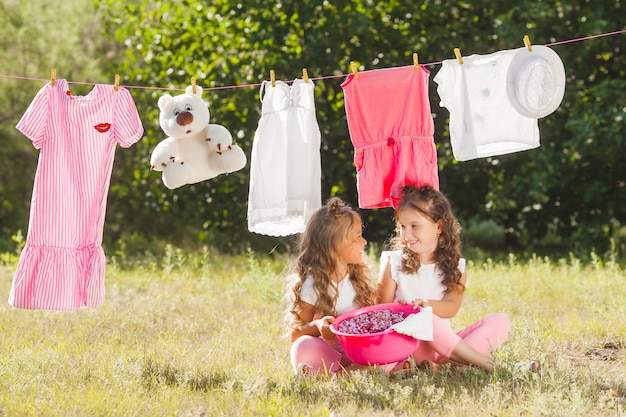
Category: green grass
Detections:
[{"x1": 0, "y1": 247, "x2": 624, "y2": 416}]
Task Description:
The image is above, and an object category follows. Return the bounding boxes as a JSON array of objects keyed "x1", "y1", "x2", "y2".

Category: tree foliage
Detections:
[{"x1": 1, "y1": 0, "x2": 624, "y2": 255}]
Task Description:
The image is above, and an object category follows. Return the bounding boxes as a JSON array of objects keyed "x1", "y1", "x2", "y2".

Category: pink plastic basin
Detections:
[{"x1": 330, "y1": 303, "x2": 421, "y2": 365}]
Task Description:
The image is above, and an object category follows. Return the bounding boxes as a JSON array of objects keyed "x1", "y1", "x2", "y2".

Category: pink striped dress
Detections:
[{"x1": 9, "y1": 79, "x2": 143, "y2": 310}]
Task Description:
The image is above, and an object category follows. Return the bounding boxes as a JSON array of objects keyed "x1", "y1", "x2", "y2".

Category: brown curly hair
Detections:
[
  {"x1": 390, "y1": 185, "x2": 465, "y2": 294},
  {"x1": 286, "y1": 198, "x2": 376, "y2": 330}
]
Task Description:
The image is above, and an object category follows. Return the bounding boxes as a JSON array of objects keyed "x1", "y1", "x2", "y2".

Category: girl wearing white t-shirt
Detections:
[
  {"x1": 377, "y1": 185, "x2": 512, "y2": 372},
  {"x1": 285, "y1": 198, "x2": 376, "y2": 375}
]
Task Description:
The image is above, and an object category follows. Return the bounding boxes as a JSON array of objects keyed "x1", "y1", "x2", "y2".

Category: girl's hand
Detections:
[
  {"x1": 317, "y1": 316, "x2": 337, "y2": 342},
  {"x1": 411, "y1": 298, "x2": 430, "y2": 309}
]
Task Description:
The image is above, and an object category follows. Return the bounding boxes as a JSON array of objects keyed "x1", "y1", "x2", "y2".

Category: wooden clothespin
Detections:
[
  {"x1": 191, "y1": 77, "x2": 197, "y2": 94},
  {"x1": 413, "y1": 53, "x2": 421, "y2": 72},
  {"x1": 350, "y1": 61, "x2": 358, "y2": 78},
  {"x1": 50, "y1": 69, "x2": 56, "y2": 87},
  {"x1": 270, "y1": 69, "x2": 276, "y2": 87},
  {"x1": 302, "y1": 68, "x2": 309, "y2": 83},
  {"x1": 114, "y1": 74, "x2": 120, "y2": 92},
  {"x1": 523, "y1": 35, "x2": 533, "y2": 52},
  {"x1": 454, "y1": 48, "x2": 464, "y2": 65}
]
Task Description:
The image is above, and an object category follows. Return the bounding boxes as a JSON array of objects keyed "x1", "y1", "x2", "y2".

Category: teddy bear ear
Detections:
[
  {"x1": 185, "y1": 84, "x2": 203, "y2": 97},
  {"x1": 158, "y1": 94, "x2": 172, "y2": 111}
]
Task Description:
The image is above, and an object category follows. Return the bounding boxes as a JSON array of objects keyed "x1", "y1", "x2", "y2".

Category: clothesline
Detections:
[{"x1": 0, "y1": 29, "x2": 624, "y2": 92}]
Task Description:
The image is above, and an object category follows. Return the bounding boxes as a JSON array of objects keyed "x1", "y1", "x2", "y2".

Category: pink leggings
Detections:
[
  {"x1": 290, "y1": 336, "x2": 344, "y2": 374},
  {"x1": 290, "y1": 312, "x2": 510, "y2": 374},
  {"x1": 411, "y1": 312, "x2": 511, "y2": 365}
]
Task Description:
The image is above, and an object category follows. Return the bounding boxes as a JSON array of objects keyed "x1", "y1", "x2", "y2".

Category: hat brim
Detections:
[{"x1": 506, "y1": 45, "x2": 566, "y2": 119}]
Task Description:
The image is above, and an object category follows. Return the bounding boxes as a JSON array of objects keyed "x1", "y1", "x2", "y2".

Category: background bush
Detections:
[{"x1": 1, "y1": 0, "x2": 625, "y2": 259}]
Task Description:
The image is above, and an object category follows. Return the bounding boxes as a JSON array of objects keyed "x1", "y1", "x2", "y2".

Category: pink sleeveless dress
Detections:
[{"x1": 341, "y1": 65, "x2": 438, "y2": 209}]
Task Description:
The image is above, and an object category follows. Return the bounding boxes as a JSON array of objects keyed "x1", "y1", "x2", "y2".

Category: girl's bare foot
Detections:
[{"x1": 417, "y1": 359, "x2": 439, "y2": 374}]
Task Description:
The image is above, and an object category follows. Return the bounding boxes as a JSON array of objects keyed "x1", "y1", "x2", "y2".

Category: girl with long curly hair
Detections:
[
  {"x1": 376, "y1": 184, "x2": 512, "y2": 372},
  {"x1": 286, "y1": 197, "x2": 377, "y2": 375}
]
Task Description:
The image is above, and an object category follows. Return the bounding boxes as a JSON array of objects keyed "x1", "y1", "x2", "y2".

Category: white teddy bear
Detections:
[{"x1": 150, "y1": 85, "x2": 247, "y2": 190}]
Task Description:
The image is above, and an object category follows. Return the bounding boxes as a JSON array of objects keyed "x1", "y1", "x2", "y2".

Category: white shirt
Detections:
[
  {"x1": 300, "y1": 274, "x2": 358, "y2": 316},
  {"x1": 381, "y1": 251, "x2": 466, "y2": 326},
  {"x1": 434, "y1": 49, "x2": 539, "y2": 161}
]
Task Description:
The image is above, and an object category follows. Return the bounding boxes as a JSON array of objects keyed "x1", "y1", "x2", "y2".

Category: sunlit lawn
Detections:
[{"x1": 0, "y1": 247, "x2": 624, "y2": 416}]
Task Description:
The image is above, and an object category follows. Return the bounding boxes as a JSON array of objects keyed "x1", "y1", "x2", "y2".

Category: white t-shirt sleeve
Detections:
[
  {"x1": 299, "y1": 274, "x2": 358, "y2": 316},
  {"x1": 334, "y1": 278, "x2": 359, "y2": 316},
  {"x1": 300, "y1": 275, "x2": 317, "y2": 306},
  {"x1": 386, "y1": 250, "x2": 402, "y2": 283},
  {"x1": 459, "y1": 258, "x2": 466, "y2": 274},
  {"x1": 379, "y1": 251, "x2": 392, "y2": 276},
  {"x1": 433, "y1": 61, "x2": 455, "y2": 111}
]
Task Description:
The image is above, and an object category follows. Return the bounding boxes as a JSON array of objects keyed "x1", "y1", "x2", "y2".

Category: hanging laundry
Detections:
[
  {"x1": 433, "y1": 46, "x2": 563, "y2": 162},
  {"x1": 247, "y1": 78, "x2": 322, "y2": 236},
  {"x1": 505, "y1": 45, "x2": 566, "y2": 119},
  {"x1": 341, "y1": 65, "x2": 437, "y2": 209},
  {"x1": 9, "y1": 79, "x2": 144, "y2": 311}
]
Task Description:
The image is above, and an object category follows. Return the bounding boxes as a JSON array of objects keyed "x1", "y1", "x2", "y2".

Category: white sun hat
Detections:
[{"x1": 506, "y1": 45, "x2": 566, "y2": 119}]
